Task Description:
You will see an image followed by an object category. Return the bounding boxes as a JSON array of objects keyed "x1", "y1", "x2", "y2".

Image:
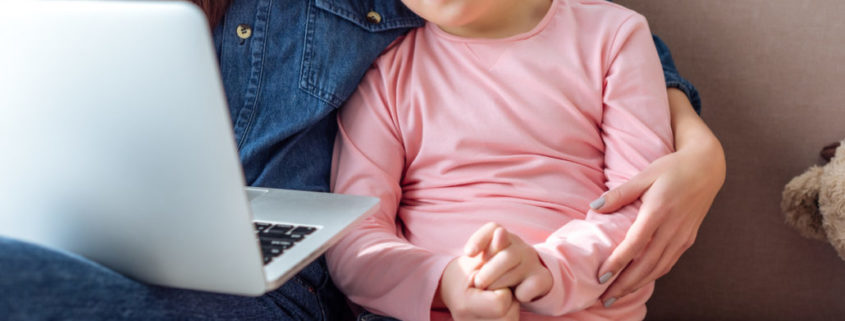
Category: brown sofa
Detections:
[{"x1": 613, "y1": 0, "x2": 845, "y2": 320}]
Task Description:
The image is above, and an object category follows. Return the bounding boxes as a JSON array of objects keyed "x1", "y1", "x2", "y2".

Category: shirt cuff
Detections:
[
  {"x1": 664, "y1": 72, "x2": 702, "y2": 115},
  {"x1": 416, "y1": 254, "x2": 458, "y2": 321},
  {"x1": 521, "y1": 246, "x2": 567, "y2": 316}
]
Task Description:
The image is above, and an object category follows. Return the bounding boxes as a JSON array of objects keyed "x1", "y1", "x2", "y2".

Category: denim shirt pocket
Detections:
[{"x1": 301, "y1": 0, "x2": 423, "y2": 108}]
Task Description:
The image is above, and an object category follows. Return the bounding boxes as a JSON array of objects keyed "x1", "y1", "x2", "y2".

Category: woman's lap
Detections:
[{"x1": 0, "y1": 236, "x2": 352, "y2": 321}]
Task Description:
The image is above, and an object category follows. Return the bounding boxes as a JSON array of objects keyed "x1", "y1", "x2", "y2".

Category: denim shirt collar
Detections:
[{"x1": 315, "y1": 0, "x2": 424, "y2": 31}]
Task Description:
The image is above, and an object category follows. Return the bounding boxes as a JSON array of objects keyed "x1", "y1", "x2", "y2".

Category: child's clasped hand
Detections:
[
  {"x1": 439, "y1": 222, "x2": 553, "y2": 320},
  {"x1": 464, "y1": 223, "x2": 553, "y2": 302}
]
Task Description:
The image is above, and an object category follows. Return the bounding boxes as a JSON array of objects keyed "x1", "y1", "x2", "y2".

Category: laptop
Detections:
[{"x1": 0, "y1": 1, "x2": 378, "y2": 296}]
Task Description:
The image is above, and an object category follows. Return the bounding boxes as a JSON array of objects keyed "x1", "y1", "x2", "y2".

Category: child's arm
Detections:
[
  {"x1": 518, "y1": 13, "x2": 674, "y2": 316},
  {"x1": 325, "y1": 64, "x2": 455, "y2": 321},
  {"x1": 325, "y1": 60, "x2": 516, "y2": 321}
]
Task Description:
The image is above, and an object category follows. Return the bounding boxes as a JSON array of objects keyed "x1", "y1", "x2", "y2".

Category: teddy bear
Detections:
[{"x1": 782, "y1": 140, "x2": 845, "y2": 261}]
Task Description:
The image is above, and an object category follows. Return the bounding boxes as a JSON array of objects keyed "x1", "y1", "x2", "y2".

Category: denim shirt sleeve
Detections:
[{"x1": 652, "y1": 34, "x2": 702, "y2": 114}]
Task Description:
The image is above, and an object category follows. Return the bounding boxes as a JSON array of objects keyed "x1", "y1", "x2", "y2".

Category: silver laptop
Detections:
[{"x1": 0, "y1": 1, "x2": 378, "y2": 296}]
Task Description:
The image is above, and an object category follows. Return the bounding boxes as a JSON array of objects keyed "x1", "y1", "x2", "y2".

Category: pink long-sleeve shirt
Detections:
[{"x1": 326, "y1": 1, "x2": 674, "y2": 320}]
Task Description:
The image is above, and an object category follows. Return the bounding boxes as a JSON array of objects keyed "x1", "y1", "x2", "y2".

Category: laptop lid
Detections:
[{"x1": 0, "y1": 1, "x2": 378, "y2": 296}]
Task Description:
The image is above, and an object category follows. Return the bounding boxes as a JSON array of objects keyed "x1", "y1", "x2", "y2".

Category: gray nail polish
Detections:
[
  {"x1": 603, "y1": 297, "x2": 617, "y2": 308},
  {"x1": 589, "y1": 196, "x2": 606, "y2": 210},
  {"x1": 599, "y1": 272, "x2": 613, "y2": 284}
]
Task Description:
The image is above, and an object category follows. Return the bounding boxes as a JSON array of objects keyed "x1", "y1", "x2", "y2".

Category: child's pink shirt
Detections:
[{"x1": 326, "y1": 0, "x2": 674, "y2": 320}]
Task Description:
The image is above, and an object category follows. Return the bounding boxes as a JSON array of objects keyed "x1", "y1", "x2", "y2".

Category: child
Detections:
[{"x1": 326, "y1": 0, "x2": 674, "y2": 320}]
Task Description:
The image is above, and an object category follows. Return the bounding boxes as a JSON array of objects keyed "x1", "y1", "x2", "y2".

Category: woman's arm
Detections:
[
  {"x1": 592, "y1": 87, "x2": 726, "y2": 306},
  {"x1": 521, "y1": 13, "x2": 674, "y2": 316}
]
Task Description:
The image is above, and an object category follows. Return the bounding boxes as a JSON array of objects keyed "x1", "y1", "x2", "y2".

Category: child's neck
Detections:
[{"x1": 437, "y1": 0, "x2": 553, "y2": 39}]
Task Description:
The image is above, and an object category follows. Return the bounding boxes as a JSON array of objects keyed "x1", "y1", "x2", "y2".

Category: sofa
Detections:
[{"x1": 613, "y1": 0, "x2": 845, "y2": 320}]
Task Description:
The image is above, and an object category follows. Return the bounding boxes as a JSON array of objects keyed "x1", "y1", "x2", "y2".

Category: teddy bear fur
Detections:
[{"x1": 782, "y1": 140, "x2": 845, "y2": 261}]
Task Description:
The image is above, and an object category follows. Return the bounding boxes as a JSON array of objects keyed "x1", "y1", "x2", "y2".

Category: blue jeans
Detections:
[
  {"x1": 356, "y1": 312, "x2": 401, "y2": 321},
  {"x1": 0, "y1": 236, "x2": 353, "y2": 321}
]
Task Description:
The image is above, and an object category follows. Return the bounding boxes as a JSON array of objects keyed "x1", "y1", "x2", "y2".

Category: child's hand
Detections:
[
  {"x1": 464, "y1": 222, "x2": 553, "y2": 303},
  {"x1": 438, "y1": 255, "x2": 520, "y2": 321}
]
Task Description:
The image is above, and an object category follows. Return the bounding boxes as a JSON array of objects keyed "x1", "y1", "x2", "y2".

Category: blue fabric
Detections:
[
  {"x1": 0, "y1": 236, "x2": 348, "y2": 321},
  {"x1": 652, "y1": 35, "x2": 702, "y2": 114},
  {"x1": 214, "y1": 0, "x2": 420, "y2": 192},
  {"x1": 0, "y1": 0, "x2": 700, "y2": 320}
]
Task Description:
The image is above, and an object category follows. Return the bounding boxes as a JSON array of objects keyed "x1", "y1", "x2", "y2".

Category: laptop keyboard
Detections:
[{"x1": 254, "y1": 222, "x2": 319, "y2": 265}]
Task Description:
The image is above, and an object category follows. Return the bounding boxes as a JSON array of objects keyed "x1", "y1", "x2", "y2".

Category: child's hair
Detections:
[{"x1": 188, "y1": 0, "x2": 232, "y2": 27}]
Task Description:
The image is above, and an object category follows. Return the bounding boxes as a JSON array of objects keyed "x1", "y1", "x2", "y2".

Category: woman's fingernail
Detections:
[
  {"x1": 589, "y1": 196, "x2": 606, "y2": 210},
  {"x1": 603, "y1": 297, "x2": 617, "y2": 308},
  {"x1": 599, "y1": 272, "x2": 613, "y2": 284}
]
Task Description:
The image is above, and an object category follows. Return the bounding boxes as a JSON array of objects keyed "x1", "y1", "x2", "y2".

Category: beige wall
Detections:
[{"x1": 614, "y1": 1, "x2": 845, "y2": 320}]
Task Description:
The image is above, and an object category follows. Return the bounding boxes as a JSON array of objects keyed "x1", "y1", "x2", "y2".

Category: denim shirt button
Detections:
[
  {"x1": 365, "y1": 11, "x2": 382, "y2": 24},
  {"x1": 236, "y1": 24, "x2": 252, "y2": 39}
]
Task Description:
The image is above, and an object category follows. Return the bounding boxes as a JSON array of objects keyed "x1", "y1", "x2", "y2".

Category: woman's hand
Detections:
[{"x1": 592, "y1": 88, "x2": 726, "y2": 307}]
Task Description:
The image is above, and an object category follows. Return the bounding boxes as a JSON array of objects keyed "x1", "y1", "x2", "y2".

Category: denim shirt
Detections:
[{"x1": 213, "y1": 0, "x2": 700, "y2": 191}]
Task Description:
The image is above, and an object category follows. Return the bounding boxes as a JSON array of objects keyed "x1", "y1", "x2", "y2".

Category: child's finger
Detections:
[
  {"x1": 476, "y1": 295, "x2": 520, "y2": 321},
  {"x1": 466, "y1": 269, "x2": 480, "y2": 288},
  {"x1": 485, "y1": 269, "x2": 523, "y2": 291},
  {"x1": 504, "y1": 295, "x2": 520, "y2": 321},
  {"x1": 473, "y1": 250, "x2": 520, "y2": 289},
  {"x1": 464, "y1": 287, "x2": 514, "y2": 319},
  {"x1": 513, "y1": 271, "x2": 552, "y2": 303},
  {"x1": 464, "y1": 222, "x2": 501, "y2": 256},
  {"x1": 467, "y1": 295, "x2": 519, "y2": 321},
  {"x1": 486, "y1": 227, "x2": 511, "y2": 257}
]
